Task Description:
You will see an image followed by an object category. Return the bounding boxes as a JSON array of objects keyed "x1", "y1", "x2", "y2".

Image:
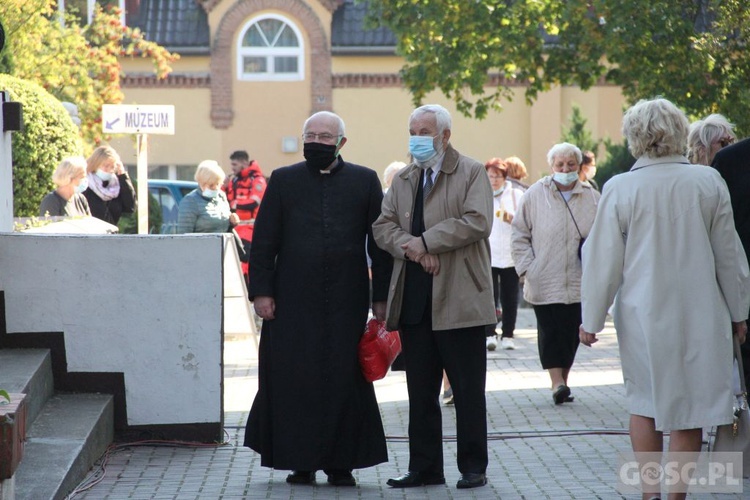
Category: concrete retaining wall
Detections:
[{"x1": 0, "y1": 233, "x2": 226, "y2": 429}]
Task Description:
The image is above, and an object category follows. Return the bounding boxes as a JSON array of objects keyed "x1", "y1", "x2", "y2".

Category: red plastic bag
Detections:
[{"x1": 358, "y1": 318, "x2": 402, "y2": 382}]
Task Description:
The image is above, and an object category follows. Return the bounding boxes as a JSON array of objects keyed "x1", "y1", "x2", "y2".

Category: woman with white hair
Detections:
[
  {"x1": 177, "y1": 160, "x2": 239, "y2": 233},
  {"x1": 580, "y1": 98, "x2": 749, "y2": 500},
  {"x1": 687, "y1": 113, "x2": 736, "y2": 166},
  {"x1": 511, "y1": 142, "x2": 600, "y2": 405},
  {"x1": 39, "y1": 156, "x2": 91, "y2": 217},
  {"x1": 382, "y1": 161, "x2": 406, "y2": 192}
]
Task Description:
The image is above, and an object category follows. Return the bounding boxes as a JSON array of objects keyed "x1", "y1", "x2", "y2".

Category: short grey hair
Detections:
[
  {"x1": 687, "y1": 114, "x2": 736, "y2": 164},
  {"x1": 622, "y1": 98, "x2": 689, "y2": 158},
  {"x1": 302, "y1": 111, "x2": 346, "y2": 137},
  {"x1": 546, "y1": 142, "x2": 582, "y2": 167},
  {"x1": 410, "y1": 104, "x2": 452, "y2": 134},
  {"x1": 52, "y1": 156, "x2": 87, "y2": 187}
]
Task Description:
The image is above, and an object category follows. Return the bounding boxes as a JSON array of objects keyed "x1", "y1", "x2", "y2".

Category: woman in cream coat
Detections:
[
  {"x1": 580, "y1": 98, "x2": 749, "y2": 500},
  {"x1": 511, "y1": 142, "x2": 600, "y2": 405}
]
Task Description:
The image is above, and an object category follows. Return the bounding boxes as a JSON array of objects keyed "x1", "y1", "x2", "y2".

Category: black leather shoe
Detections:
[
  {"x1": 552, "y1": 384, "x2": 571, "y2": 405},
  {"x1": 286, "y1": 470, "x2": 315, "y2": 484},
  {"x1": 456, "y1": 472, "x2": 487, "y2": 489},
  {"x1": 325, "y1": 470, "x2": 356, "y2": 486},
  {"x1": 387, "y1": 471, "x2": 446, "y2": 487}
]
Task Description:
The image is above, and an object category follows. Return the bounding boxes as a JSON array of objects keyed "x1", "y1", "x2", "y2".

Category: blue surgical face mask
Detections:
[
  {"x1": 95, "y1": 170, "x2": 113, "y2": 182},
  {"x1": 409, "y1": 135, "x2": 438, "y2": 163},
  {"x1": 493, "y1": 186, "x2": 505, "y2": 197},
  {"x1": 202, "y1": 189, "x2": 219, "y2": 199},
  {"x1": 553, "y1": 171, "x2": 579, "y2": 186},
  {"x1": 75, "y1": 176, "x2": 88, "y2": 194}
]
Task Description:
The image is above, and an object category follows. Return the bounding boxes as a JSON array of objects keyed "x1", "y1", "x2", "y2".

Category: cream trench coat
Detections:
[
  {"x1": 511, "y1": 175, "x2": 600, "y2": 305},
  {"x1": 372, "y1": 145, "x2": 497, "y2": 332},
  {"x1": 581, "y1": 155, "x2": 750, "y2": 431}
]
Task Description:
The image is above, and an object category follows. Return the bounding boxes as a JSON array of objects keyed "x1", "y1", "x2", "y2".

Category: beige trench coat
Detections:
[
  {"x1": 581, "y1": 155, "x2": 750, "y2": 431},
  {"x1": 372, "y1": 145, "x2": 496, "y2": 331}
]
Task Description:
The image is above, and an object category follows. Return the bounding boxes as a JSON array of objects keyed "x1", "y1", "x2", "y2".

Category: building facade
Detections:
[{"x1": 110, "y1": 0, "x2": 626, "y2": 183}]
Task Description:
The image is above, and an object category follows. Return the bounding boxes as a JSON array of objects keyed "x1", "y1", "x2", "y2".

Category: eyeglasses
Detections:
[
  {"x1": 302, "y1": 132, "x2": 341, "y2": 142},
  {"x1": 719, "y1": 137, "x2": 735, "y2": 148}
]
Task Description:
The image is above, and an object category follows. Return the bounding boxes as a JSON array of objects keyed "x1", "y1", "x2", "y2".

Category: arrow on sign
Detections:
[{"x1": 105, "y1": 117, "x2": 121, "y2": 130}]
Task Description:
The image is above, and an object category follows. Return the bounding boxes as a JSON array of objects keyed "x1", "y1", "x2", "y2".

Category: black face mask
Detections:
[{"x1": 304, "y1": 142, "x2": 339, "y2": 171}]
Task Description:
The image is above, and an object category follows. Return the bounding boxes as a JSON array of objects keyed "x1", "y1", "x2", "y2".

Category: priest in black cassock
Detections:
[{"x1": 244, "y1": 111, "x2": 393, "y2": 487}]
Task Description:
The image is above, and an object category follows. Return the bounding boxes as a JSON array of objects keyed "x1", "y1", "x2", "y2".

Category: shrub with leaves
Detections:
[
  {"x1": 0, "y1": 74, "x2": 82, "y2": 217},
  {"x1": 597, "y1": 138, "x2": 636, "y2": 189}
]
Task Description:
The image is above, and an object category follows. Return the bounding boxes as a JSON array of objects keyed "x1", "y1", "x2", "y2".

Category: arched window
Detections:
[{"x1": 237, "y1": 14, "x2": 304, "y2": 81}]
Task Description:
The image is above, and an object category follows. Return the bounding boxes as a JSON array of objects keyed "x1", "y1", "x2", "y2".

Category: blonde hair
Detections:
[
  {"x1": 52, "y1": 156, "x2": 87, "y2": 187},
  {"x1": 623, "y1": 98, "x2": 689, "y2": 158},
  {"x1": 86, "y1": 145, "x2": 122, "y2": 174},
  {"x1": 194, "y1": 160, "x2": 226, "y2": 185},
  {"x1": 504, "y1": 156, "x2": 527, "y2": 180},
  {"x1": 687, "y1": 114, "x2": 736, "y2": 165}
]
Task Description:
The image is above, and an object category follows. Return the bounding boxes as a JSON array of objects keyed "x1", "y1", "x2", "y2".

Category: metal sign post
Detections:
[{"x1": 102, "y1": 104, "x2": 175, "y2": 235}]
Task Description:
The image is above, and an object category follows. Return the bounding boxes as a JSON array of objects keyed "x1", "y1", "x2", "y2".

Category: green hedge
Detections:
[{"x1": 0, "y1": 74, "x2": 82, "y2": 216}]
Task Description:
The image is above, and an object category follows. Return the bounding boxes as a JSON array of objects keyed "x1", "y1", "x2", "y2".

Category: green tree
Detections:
[
  {"x1": 561, "y1": 105, "x2": 600, "y2": 154},
  {"x1": 364, "y1": 0, "x2": 750, "y2": 134},
  {"x1": 596, "y1": 138, "x2": 636, "y2": 189},
  {"x1": 0, "y1": 0, "x2": 178, "y2": 149},
  {"x1": 0, "y1": 74, "x2": 82, "y2": 216}
]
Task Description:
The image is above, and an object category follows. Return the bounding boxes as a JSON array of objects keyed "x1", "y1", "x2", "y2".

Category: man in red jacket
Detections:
[{"x1": 223, "y1": 150, "x2": 267, "y2": 280}]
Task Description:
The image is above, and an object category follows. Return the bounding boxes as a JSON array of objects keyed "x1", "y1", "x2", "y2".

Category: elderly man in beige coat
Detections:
[{"x1": 373, "y1": 104, "x2": 496, "y2": 490}]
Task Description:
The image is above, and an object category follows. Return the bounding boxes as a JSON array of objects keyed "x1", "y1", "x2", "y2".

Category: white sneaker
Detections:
[
  {"x1": 501, "y1": 337, "x2": 515, "y2": 350},
  {"x1": 486, "y1": 336, "x2": 497, "y2": 351}
]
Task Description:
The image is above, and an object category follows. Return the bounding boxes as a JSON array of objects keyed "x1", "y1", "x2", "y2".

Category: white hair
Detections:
[
  {"x1": 546, "y1": 142, "x2": 582, "y2": 167},
  {"x1": 410, "y1": 104, "x2": 452, "y2": 134},
  {"x1": 687, "y1": 114, "x2": 736, "y2": 164},
  {"x1": 302, "y1": 111, "x2": 346, "y2": 136},
  {"x1": 622, "y1": 98, "x2": 689, "y2": 158},
  {"x1": 383, "y1": 161, "x2": 407, "y2": 188}
]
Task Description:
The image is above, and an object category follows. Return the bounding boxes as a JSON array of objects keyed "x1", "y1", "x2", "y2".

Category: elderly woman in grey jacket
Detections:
[
  {"x1": 511, "y1": 142, "x2": 600, "y2": 405},
  {"x1": 177, "y1": 160, "x2": 239, "y2": 234}
]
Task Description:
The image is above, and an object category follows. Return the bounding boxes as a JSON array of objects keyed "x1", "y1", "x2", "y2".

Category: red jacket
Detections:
[{"x1": 223, "y1": 161, "x2": 266, "y2": 244}]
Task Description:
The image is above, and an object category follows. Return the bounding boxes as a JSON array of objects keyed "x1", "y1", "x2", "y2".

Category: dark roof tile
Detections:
[
  {"x1": 128, "y1": 0, "x2": 210, "y2": 51},
  {"x1": 331, "y1": 0, "x2": 397, "y2": 50}
]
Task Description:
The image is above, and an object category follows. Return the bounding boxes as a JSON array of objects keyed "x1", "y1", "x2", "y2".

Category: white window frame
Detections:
[
  {"x1": 58, "y1": 0, "x2": 126, "y2": 26},
  {"x1": 237, "y1": 14, "x2": 305, "y2": 82}
]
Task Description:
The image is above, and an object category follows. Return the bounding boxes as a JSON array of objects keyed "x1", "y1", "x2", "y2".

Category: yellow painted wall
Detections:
[{"x1": 332, "y1": 56, "x2": 404, "y2": 73}]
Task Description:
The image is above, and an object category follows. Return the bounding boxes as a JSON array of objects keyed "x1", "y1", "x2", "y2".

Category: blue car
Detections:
[{"x1": 148, "y1": 179, "x2": 198, "y2": 234}]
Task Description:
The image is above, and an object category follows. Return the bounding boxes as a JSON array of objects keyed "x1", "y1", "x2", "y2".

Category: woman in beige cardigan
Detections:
[{"x1": 511, "y1": 142, "x2": 600, "y2": 404}]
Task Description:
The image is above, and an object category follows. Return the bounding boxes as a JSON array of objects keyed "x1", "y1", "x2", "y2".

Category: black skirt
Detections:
[{"x1": 533, "y1": 303, "x2": 581, "y2": 369}]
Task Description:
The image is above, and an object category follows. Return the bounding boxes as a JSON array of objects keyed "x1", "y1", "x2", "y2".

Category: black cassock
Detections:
[{"x1": 244, "y1": 157, "x2": 392, "y2": 471}]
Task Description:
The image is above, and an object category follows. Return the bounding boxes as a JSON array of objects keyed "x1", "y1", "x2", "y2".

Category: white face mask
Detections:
[
  {"x1": 202, "y1": 189, "x2": 219, "y2": 199},
  {"x1": 553, "y1": 171, "x2": 579, "y2": 186},
  {"x1": 585, "y1": 167, "x2": 597, "y2": 181}
]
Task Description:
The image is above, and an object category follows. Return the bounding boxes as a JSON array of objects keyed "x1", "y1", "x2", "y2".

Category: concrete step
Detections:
[
  {"x1": 0, "y1": 349, "x2": 53, "y2": 426},
  {"x1": 13, "y1": 393, "x2": 113, "y2": 500}
]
